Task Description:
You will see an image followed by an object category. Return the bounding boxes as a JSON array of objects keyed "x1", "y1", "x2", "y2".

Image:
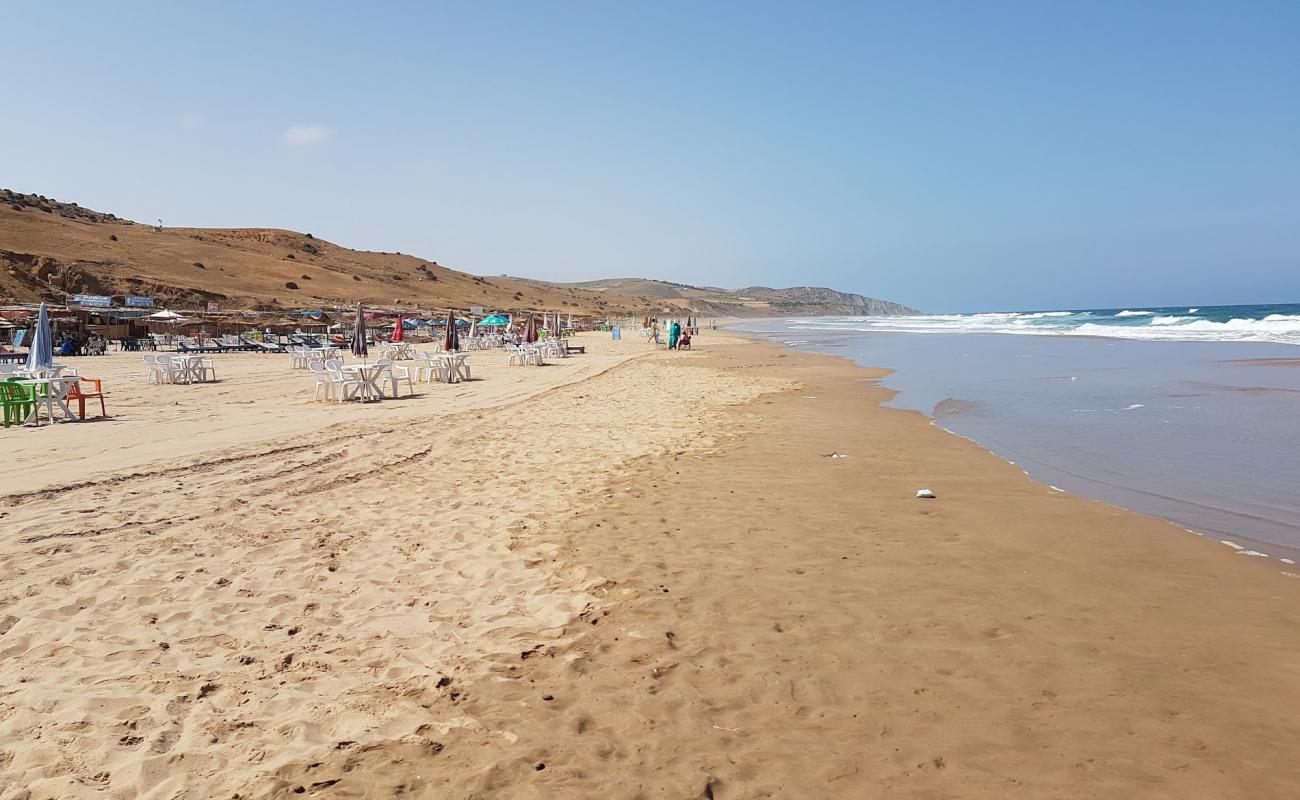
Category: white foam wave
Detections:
[
  {"x1": 782, "y1": 310, "x2": 1300, "y2": 345},
  {"x1": 1074, "y1": 316, "x2": 1300, "y2": 344},
  {"x1": 1115, "y1": 309, "x2": 1154, "y2": 317}
]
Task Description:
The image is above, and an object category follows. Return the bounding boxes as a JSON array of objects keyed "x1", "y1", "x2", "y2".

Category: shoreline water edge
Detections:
[
  {"x1": 733, "y1": 314, "x2": 1300, "y2": 566},
  {"x1": 2, "y1": 330, "x2": 1299, "y2": 797}
]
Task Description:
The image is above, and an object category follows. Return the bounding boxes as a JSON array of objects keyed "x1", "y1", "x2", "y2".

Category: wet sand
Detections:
[{"x1": 2, "y1": 334, "x2": 1299, "y2": 798}]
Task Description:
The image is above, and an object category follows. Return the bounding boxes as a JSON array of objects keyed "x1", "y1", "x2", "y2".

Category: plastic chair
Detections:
[
  {"x1": 307, "y1": 361, "x2": 333, "y2": 401},
  {"x1": 143, "y1": 354, "x2": 168, "y2": 384},
  {"x1": 65, "y1": 378, "x2": 107, "y2": 419},
  {"x1": 326, "y1": 366, "x2": 364, "y2": 402},
  {"x1": 1, "y1": 380, "x2": 37, "y2": 427},
  {"x1": 373, "y1": 358, "x2": 414, "y2": 397}
]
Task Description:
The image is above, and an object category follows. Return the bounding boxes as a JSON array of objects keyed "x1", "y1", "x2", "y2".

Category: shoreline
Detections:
[
  {"x1": 729, "y1": 322, "x2": 1300, "y2": 565},
  {"x1": 3, "y1": 331, "x2": 1299, "y2": 797}
]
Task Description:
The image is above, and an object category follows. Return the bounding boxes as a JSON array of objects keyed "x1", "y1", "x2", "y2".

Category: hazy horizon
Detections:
[{"x1": 5, "y1": 2, "x2": 1297, "y2": 314}]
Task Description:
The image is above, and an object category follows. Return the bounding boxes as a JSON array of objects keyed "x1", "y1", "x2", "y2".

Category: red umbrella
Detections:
[
  {"x1": 524, "y1": 312, "x2": 538, "y2": 343},
  {"x1": 391, "y1": 314, "x2": 404, "y2": 343}
]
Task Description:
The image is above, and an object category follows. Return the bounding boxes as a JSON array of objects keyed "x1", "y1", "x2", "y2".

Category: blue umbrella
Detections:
[
  {"x1": 479, "y1": 314, "x2": 509, "y2": 327},
  {"x1": 25, "y1": 303, "x2": 53, "y2": 372}
]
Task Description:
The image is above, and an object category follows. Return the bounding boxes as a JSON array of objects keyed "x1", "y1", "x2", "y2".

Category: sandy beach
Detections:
[{"x1": 3, "y1": 332, "x2": 1299, "y2": 799}]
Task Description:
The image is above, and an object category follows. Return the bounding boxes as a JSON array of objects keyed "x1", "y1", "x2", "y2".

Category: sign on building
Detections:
[
  {"x1": 125, "y1": 295, "x2": 155, "y2": 308},
  {"x1": 70, "y1": 294, "x2": 112, "y2": 308},
  {"x1": 470, "y1": 306, "x2": 484, "y2": 315}
]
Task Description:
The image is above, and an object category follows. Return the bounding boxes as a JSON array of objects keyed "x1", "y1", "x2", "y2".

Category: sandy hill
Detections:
[
  {"x1": 0, "y1": 190, "x2": 644, "y2": 315},
  {"x1": 1, "y1": 188, "x2": 916, "y2": 317}
]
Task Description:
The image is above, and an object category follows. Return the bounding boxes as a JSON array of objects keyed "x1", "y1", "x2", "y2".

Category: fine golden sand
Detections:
[{"x1": 2, "y1": 333, "x2": 1298, "y2": 799}]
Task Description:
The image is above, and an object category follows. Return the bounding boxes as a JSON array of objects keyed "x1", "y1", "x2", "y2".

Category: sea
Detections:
[{"x1": 736, "y1": 303, "x2": 1300, "y2": 563}]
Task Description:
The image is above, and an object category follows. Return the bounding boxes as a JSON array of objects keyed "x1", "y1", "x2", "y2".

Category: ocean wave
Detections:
[
  {"x1": 780, "y1": 309, "x2": 1300, "y2": 344},
  {"x1": 1115, "y1": 309, "x2": 1155, "y2": 317},
  {"x1": 1074, "y1": 316, "x2": 1300, "y2": 344},
  {"x1": 1188, "y1": 308, "x2": 1200, "y2": 314}
]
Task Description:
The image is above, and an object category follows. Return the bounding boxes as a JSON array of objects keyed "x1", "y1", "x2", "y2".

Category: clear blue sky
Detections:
[{"x1": 5, "y1": 1, "x2": 1297, "y2": 312}]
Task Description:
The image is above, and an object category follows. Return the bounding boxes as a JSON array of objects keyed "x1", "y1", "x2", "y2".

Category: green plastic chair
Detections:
[{"x1": 1, "y1": 379, "x2": 37, "y2": 428}]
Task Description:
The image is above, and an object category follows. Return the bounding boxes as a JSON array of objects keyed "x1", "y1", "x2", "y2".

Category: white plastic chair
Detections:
[
  {"x1": 307, "y1": 361, "x2": 333, "y2": 401},
  {"x1": 373, "y1": 358, "x2": 414, "y2": 397},
  {"x1": 143, "y1": 354, "x2": 169, "y2": 384},
  {"x1": 416, "y1": 353, "x2": 449, "y2": 383},
  {"x1": 326, "y1": 366, "x2": 364, "y2": 402}
]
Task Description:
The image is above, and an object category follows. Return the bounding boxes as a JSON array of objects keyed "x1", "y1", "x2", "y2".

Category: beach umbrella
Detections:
[
  {"x1": 350, "y1": 303, "x2": 368, "y2": 361},
  {"x1": 391, "y1": 314, "x2": 404, "y2": 343},
  {"x1": 479, "y1": 314, "x2": 509, "y2": 327},
  {"x1": 444, "y1": 309, "x2": 459, "y2": 352},
  {"x1": 25, "y1": 302, "x2": 53, "y2": 372},
  {"x1": 524, "y1": 312, "x2": 538, "y2": 343}
]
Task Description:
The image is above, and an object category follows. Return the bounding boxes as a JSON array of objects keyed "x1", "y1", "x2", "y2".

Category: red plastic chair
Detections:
[{"x1": 66, "y1": 378, "x2": 107, "y2": 420}]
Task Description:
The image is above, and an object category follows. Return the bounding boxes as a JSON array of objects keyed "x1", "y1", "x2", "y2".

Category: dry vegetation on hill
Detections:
[
  {"x1": 0, "y1": 189, "x2": 916, "y2": 317},
  {"x1": 0, "y1": 192, "x2": 648, "y2": 314}
]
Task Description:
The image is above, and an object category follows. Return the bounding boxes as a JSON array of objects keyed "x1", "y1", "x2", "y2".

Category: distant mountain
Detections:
[{"x1": 553, "y1": 278, "x2": 918, "y2": 317}]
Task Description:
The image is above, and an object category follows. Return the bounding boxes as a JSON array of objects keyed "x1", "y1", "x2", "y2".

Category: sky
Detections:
[{"x1": 3, "y1": 1, "x2": 1297, "y2": 312}]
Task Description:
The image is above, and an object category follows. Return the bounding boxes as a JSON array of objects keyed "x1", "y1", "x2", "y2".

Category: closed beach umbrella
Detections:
[
  {"x1": 25, "y1": 302, "x2": 53, "y2": 372},
  {"x1": 444, "y1": 309, "x2": 459, "y2": 352},
  {"x1": 350, "y1": 303, "x2": 368, "y2": 361},
  {"x1": 391, "y1": 314, "x2": 404, "y2": 343},
  {"x1": 524, "y1": 312, "x2": 538, "y2": 343}
]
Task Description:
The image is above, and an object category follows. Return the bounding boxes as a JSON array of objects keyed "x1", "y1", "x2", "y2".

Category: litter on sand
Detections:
[
  {"x1": 915, "y1": 489, "x2": 936, "y2": 499},
  {"x1": 822, "y1": 452, "x2": 847, "y2": 459}
]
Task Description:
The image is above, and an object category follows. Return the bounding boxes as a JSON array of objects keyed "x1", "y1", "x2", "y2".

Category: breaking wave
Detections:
[{"x1": 784, "y1": 305, "x2": 1300, "y2": 345}]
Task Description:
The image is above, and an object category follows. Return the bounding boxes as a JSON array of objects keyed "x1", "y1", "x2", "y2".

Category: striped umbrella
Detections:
[
  {"x1": 350, "y1": 303, "x2": 368, "y2": 361},
  {"x1": 25, "y1": 302, "x2": 53, "y2": 372}
]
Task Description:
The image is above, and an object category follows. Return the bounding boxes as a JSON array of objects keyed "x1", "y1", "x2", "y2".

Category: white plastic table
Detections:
[
  {"x1": 164, "y1": 354, "x2": 208, "y2": 384},
  {"x1": 15, "y1": 376, "x2": 80, "y2": 425},
  {"x1": 340, "y1": 364, "x2": 382, "y2": 400}
]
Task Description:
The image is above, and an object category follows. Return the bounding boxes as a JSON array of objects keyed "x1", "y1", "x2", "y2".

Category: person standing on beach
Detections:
[{"x1": 668, "y1": 320, "x2": 681, "y2": 349}]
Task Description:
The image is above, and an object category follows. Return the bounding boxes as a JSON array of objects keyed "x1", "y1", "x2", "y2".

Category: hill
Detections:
[
  {"x1": 550, "y1": 278, "x2": 918, "y2": 317},
  {"x1": 0, "y1": 190, "x2": 644, "y2": 315},
  {"x1": 1, "y1": 189, "x2": 917, "y2": 317}
]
